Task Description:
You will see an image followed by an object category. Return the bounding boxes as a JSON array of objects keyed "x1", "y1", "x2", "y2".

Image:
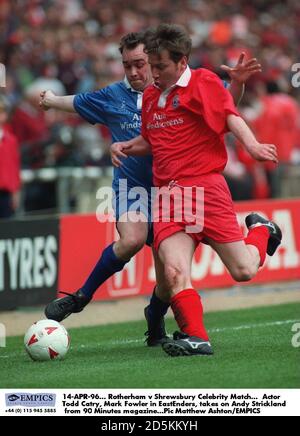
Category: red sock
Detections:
[
  {"x1": 171, "y1": 288, "x2": 209, "y2": 340},
  {"x1": 245, "y1": 226, "x2": 269, "y2": 266}
]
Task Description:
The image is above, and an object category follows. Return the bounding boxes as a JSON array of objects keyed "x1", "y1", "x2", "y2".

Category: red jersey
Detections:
[
  {"x1": 0, "y1": 126, "x2": 21, "y2": 193},
  {"x1": 141, "y1": 67, "x2": 239, "y2": 187}
]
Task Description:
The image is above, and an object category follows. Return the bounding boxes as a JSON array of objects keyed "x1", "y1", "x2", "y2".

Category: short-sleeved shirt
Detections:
[
  {"x1": 74, "y1": 80, "x2": 153, "y2": 191},
  {"x1": 141, "y1": 67, "x2": 239, "y2": 187}
]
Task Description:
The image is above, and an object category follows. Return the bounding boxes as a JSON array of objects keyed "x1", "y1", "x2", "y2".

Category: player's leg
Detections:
[
  {"x1": 115, "y1": 213, "x2": 148, "y2": 260},
  {"x1": 79, "y1": 214, "x2": 148, "y2": 296},
  {"x1": 207, "y1": 238, "x2": 261, "y2": 281},
  {"x1": 44, "y1": 212, "x2": 148, "y2": 321},
  {"x1": 158, "y1": 232, "x2": 213, "y2": 356},
  {"x1": 201, "y1": 174, "x2": 282, "y2": 281},
  {"x1": 152, "y1": 247, "x2": 171, "y2": 303},
  {"x1": 206, "y1": 213, "x2": 282, "y2": 282},
  {"x1": 144, "y1": 248, "x2": 170, "y2": 346},
  {"x1": 159, "y1": 232, "x2": 194, "y2": 294}
]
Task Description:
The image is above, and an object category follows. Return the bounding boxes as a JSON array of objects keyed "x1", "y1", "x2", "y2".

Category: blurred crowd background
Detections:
[{"x1": 0, "y1": 0, "x2": 300, "y2": 216}]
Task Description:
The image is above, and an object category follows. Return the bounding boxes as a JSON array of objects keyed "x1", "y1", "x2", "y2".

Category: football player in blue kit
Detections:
[{"x1": 40, "y1": 31, "x2": 261, "y2": 346}]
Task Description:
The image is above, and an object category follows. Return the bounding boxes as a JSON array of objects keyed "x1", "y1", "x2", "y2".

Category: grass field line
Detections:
[
  {"x1": 107, "y1": 318, "x2": 300, "y2": 346},
  {"x1": 209, "y1": 318, "x2": 300, "y2": 333},
  {"x1": 0, "y1": 318, "x2": 298, "y2": 358}
]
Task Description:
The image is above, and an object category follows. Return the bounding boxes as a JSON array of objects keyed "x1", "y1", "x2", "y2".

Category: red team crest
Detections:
[{"x1": 172, "y1": 94, "x2": 180, "y2": 108}]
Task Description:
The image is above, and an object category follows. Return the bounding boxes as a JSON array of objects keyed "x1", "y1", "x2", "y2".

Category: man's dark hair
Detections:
[
  {"x1": 144, "y1": 24, "x2": 192, "y2": 63},
  {"x1": 119, "y1": 32, "x2": 145, "y2": 54}
]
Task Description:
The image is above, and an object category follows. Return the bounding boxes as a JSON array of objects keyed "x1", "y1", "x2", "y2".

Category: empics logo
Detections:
[
  {"x1": 291, "y1": 323, "x2": 300, "y2": 348},
  {"x1": 5, "y1": 393, "x2": 56, "y2": 407},
  {"x1": 0, "y1": 64, "x2": 5, "y2": 87},
  {"x1": 7, "y1": 394, "x2": 20, "y2": 402}
]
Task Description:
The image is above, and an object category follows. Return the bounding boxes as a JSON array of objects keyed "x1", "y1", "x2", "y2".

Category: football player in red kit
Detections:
[{"x1": 111, "y1": 24, "x2": 282, "y2": 357}]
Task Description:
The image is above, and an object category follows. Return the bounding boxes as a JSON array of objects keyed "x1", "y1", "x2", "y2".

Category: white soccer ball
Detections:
[{"x1": 24, "y1": 320, "x2": 70, "y2": 361}]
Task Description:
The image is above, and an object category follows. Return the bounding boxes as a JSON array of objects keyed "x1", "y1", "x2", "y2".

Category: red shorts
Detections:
[{"x1": 153, "y1": 173, "x2": 244, "y2": 251}]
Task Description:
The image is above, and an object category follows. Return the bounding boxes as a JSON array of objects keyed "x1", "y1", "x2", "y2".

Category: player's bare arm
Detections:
[
  {"x1": 111, "y1": 135, "x2": 151, "y2": 167},
  {"x1": 39, "y1": 90, "x2": 76, "y2": 112},
  {"x1": 227, "y1": 114, "x2": 278, "y2": 163},
  {"x1": 222, "y1": 53, "x2": 262, "y2": 105}
]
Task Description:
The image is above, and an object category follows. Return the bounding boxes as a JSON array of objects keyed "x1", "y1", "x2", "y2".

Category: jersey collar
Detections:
[
  {"x1": 123, "y1": 76, "x2": 143, "y2": 94},
  {"x1": 176, "y1": 65, "x2": 192, "y2": 87},
  {"x1": 157, "y1": 66, "x2": 191, "y2": 108},
  {"x1": 123, "y1": 77, "x2": 143, "y2": 109},
  {"x1": 154, "y1": 65, "x2": 192, "y2": 92}
]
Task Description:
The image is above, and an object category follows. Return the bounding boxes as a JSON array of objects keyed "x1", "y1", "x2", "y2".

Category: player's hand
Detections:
[
  {"x1": 111, "y1": 142, "x2": 130, "y2": 167},
  {"x1": 39, "y1": 90, "x2": 55, "y2": 111},
  {"x1": 220, "y1": 53, "x2": 262, "y2": 84},
  {"x1": 247, "y1": 142, "x2": 278, "y2": 164}
]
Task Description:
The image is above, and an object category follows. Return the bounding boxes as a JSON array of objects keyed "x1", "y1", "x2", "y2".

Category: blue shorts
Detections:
[{"x1": 112, "y1": 179, "x2": 154, "y2": 246}]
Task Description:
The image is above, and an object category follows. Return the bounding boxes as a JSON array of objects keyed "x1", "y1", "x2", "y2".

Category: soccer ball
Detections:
[{"x1": 24, "y1": 319, "x2": 70, "y2": 361}]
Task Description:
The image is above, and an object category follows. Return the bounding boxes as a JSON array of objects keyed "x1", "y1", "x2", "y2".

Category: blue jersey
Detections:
[{"x1": 73, "y1": 80, "x2": 153, "y2": 191}]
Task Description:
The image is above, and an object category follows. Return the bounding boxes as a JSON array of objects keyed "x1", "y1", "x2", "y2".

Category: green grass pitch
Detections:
[{"x1": 1, "y1": 303, "x2": 299, "y2": 388}]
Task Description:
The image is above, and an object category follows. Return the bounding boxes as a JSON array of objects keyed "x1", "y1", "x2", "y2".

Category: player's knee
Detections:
[
  {"x1": 231, "y1": 266, "x2": 254, "y2": 282},
  {"x1": 164, "y1": 263, "x2": 189, "y2": 290},
  {"x1": 120, "y1": 233, "x2": 146, "y2": 256}
]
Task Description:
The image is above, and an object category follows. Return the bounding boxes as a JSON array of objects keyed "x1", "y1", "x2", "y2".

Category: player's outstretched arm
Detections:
[
  {"x1": 39, "y1": 90, "x2": 76, "y2": 113},
  {"x1": 222, "y1": 53, "x2": 262, "y2": 105},
  {"x1": 111, "y1": 135, "x2": 151, "y2": 167},
  {"x1": 227, "y1": 114, "x2": 278, "y2": 163}
]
